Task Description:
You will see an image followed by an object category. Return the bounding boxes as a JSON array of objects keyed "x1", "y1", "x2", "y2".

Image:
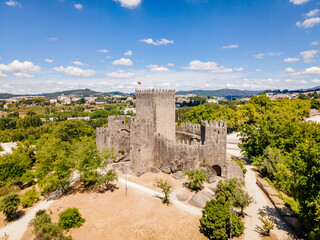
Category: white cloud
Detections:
[
  {"x1": 254, "y1": 52, "x2": 282, "y2": 59},
  {"x1": 290, "y1": 0, "x2": 311, "y2": 5},
  {"x1": 71, "y1": 61, "x2": 84, "y2": 66},
  {"x1": 97, "y1": 49, "x2": 108, "y2": 53},
  {"x1": 285, "y1": 79, "x2": 307, "y2": 84},
  {"x1": 184, "y1": 60, "x2": 233, "y2": 73},
  {"x1": 283, "y1": 57, "x2": 299, "y2": 63},
  {"x1": 114, "y1": 0, "x2": 141, "y2": 8},
  {"x1": 13, "y1": 73, "x2": 34, "y2": 79},
  {"x1": 268, "y1": 52, "x2": 282, "y2": 57},
  {"x1": 45, "y1": 59, "x2": 54, "y2": 63},
  {"x1": 47, "y1": 37, "x2": 58, "y2": 42},
  {"x1": 74, "y1": 3, "x2": 83, "y2": 10},
  {"x1": 54, "y1": 66, "x2": 95, "y2": 77},
  {"x1": 300, "y1": 50, "x2": 319, "y2": 62},
  {"x1": 311, "y1": 79, "x2": 320, "y2": 83},
  {"x1": 167, "y1": 63, "x2": 175, "y2": 67},
  {"x1": 140, "y1": 38, "x2": 174, "y2": 46},
  {"x1": 234, "y1": 67, "x2": 243, "y2": 72},
  {"x1": 302, "y1": 67, "x2": 320, "y2": 75},
  {"x1": 0, "y1": 71, "x2": 7, "y2": 78},
  {"x1": 0, "y1": 60, "x2": 41, "y2": 78},
  {"x1": 256, "y1": 69, "x2": 262, "y2": 72},
  {"x1": 147, "y1": 65, "x2": 170, "y2": 72},
  {"x1": 253, "y1": 53, "x2": 265, "y2": 59},
  {"x1": 305, "y1": 9, "x2": 320, "y2": 17},
  {"x1": 124, "y1": 50, "x2": 133, "y2": 56},
  {"x1": 106, "y1": 70, "x2": 135, "y2": 79},
  {"x1": 5, "y1": 1, "x2": 21, "y2": 7},
  {"x1": 112, "y1": 58, "x2": 133, "y2": 66},
  {"x1": 222, "y1": 44, "x2": 238, "y2": 49},
  {"x1": 285, "y1": 67, "x2": 296, "y2": 73},
  {"x1": 297, "y1": 17, "x2": 320, "y2": 28},
  {"x1": 311, "y1": 41, "x2": 320, "y2": 46}
]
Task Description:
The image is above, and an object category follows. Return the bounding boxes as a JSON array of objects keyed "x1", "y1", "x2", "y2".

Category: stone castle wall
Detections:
[
  {"x1": 154, "y1": 134, "x2": 200, "y2": 173},
  {"x1": 96, "y1": 115, "x2": 131, "y2": 153},
  {"x1": 130, "y1": 118, "x2": 154, "y2": 174},
  {"x1": 96, "y1": 89, "x2": 243, "y2": 180}
]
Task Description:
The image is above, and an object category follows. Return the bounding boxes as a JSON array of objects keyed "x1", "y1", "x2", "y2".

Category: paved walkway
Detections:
[
  {"x1": 226, "y1": 134, "x2": 291, "y2": 240},
  {"x1": 0, "y1": 199, "x2": 55, "y2": 239}
]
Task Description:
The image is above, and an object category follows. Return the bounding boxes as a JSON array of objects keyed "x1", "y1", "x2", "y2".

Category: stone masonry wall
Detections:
[
  {"x1": 154, "y1": 134, "x2": 200, "y2": 173},
  {"x1": 130, "y1": 119, "x2": 154, "y2": 174}
]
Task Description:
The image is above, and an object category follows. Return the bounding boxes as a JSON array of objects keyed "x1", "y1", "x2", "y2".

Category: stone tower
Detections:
[{"x1": 130, "y1": 89, "x2": 176, "y2": 173}]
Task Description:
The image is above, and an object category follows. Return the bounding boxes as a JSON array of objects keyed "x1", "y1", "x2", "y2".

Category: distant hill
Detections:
[
  {"x1": 176, "y1": 89, "x2": 261, "y2": 98},
  {"x1": 0, "y1": 93, "x2": 15, "y2": 99},
  {"x1": 42, "y1": 88, "x2": 101, "y2": 98},
  {"x1": 0, "y1": 89, "x2": 131, "y2": 99}
]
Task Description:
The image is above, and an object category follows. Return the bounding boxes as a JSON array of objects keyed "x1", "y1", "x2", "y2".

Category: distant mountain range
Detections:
[
  {"x1": 1, "y1": 86, "x2": 320, "y2": 99},
  {"x1": 0, "y1": 88, "x2": 131, "y2": 99},
  {"x1": 176, "y1": 89, "x2": 261, "y2": 98}
]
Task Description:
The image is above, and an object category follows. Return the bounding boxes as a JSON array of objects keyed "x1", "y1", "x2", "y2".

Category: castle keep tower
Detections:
[
  {"x1": 135, "y1": 89, "x2": 176, "y2": 141},
  {"x1": 130, "y1": 89, "x2": 176, "y2": 173}
]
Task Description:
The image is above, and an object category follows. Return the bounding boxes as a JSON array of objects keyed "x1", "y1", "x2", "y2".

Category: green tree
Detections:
[
  {"x1": 184, "y1": 169, "x2": 206, "y2": 191},
  {"x1": 255, "y1": 146, "x2": 284, "y2": 181},
  {"x1": 0, "y1": 193, "x2": 20, "y2": 220},
  {"x1": 52, "y1": 120, "x2": 93, "y2": 143},
  {"x1": 58, "y1": 208, "x2": 85, "y2": 231},
  {"x1": 74, "y1": 137, "x2": 102, "y2": 186},
  {"x1": 200, "y1": 198, "x2": 244, "y2": 240},
  {"x1": 96, "y1": 169, "x2": 118, "y2": 189},
  {"x1": 36, "y1": 136, "x2": 74, "y2": 194},
  {"x1": 154, "y1": 179, "x2": 172, "y2": 204},
  {"x1": 214, "y1": 179, "x2": 252, "y2": 215}
]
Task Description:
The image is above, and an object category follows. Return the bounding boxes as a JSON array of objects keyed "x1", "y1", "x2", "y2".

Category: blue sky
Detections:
[{"x1": 0, "y1": 0, "x2": 320, "y2": 94}]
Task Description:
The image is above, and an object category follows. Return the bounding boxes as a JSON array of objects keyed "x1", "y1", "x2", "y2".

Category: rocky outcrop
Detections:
[
  {"x1": 188, "y1": 192, "x2": 212, "y2": 208},
  {"x1": 176, "y1": 193, "x2": 188, "y2": 201}
]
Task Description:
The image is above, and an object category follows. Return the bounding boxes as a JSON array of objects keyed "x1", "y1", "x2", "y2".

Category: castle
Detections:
[{"x1": 96, "y1": 89, "x2": 242, "y2": 179}]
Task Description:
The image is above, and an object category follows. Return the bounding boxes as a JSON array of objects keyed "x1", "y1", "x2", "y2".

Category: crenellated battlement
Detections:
[
  {"x1": 201, "y1": 120, "x2": 227, "y2": 128},
  {"x1": 135, "y1": 89, "x2": 175, "y2": 95},
  {"x1": 177, "y1": 122, "x2": 201, "y2": 136}
]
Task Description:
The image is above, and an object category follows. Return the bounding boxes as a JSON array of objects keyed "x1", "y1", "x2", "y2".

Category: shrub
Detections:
[
  {"x1": 58, "y1": 208, "x2": 85, "y2": 231},
  {"x1": 0, "y1": 193, "x2": 20, "y2": 220},
  {"x1": 258, "y1": 211, "x2": 274, "y2": 236},
  {"x1": 184, "y1": 169, "x2": 206, "y2": 191},
  {"x1": 31, "y1": 210, "x2": 72, "y2": 240},
  {"x1": 21, "y1": 188, "x2": 39, "y2": 208},
  {"x1": 154, "y1": 179, "x2": 172, "y2": 204}
]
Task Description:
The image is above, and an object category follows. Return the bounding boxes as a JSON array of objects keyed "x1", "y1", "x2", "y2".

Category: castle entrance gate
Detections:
[{"x1": 212, "y1": 165, "x2": 222, "y2": 176}]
